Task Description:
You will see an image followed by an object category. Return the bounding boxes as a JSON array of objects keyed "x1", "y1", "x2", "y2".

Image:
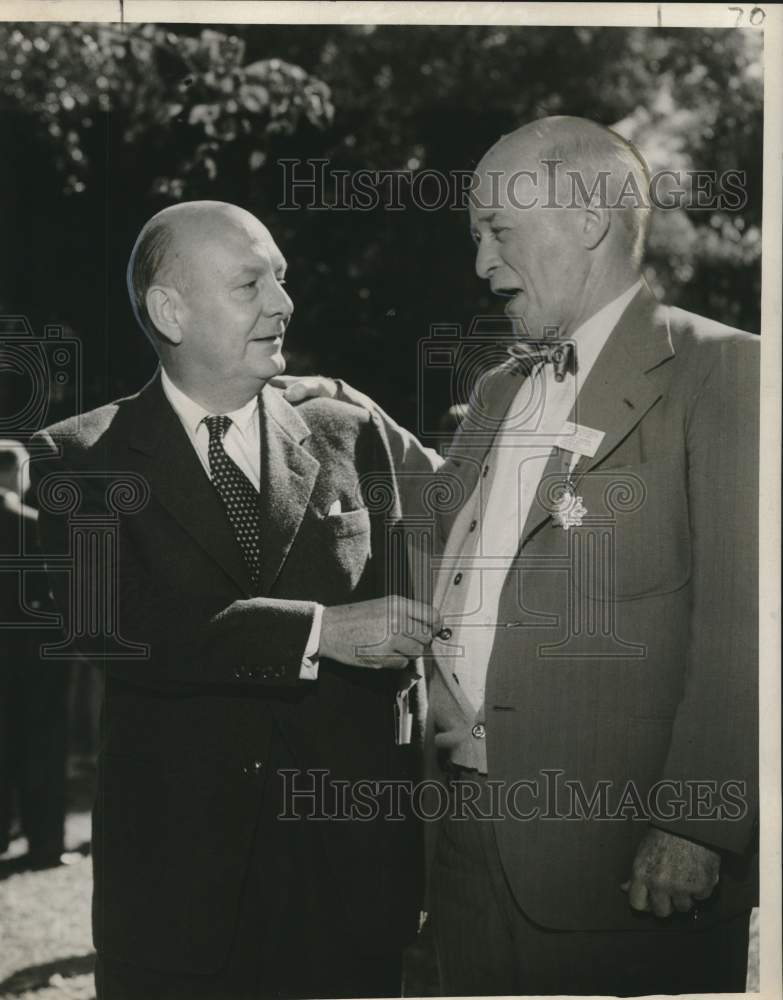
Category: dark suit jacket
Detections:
[
  {"x1": 420, "y1": 288, "x2": 759, "y2": 931},
  {"x1": 31, "y1": 371, "x2": 437, "y2": 974}
]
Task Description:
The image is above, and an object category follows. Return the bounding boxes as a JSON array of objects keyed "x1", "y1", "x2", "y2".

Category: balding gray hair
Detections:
[
  {"x1": 527, "y1": 117, "x2": 651, "y2": 265},
  {"x1": 126, "y1": 217, "x2": 179, "y2": 345}
]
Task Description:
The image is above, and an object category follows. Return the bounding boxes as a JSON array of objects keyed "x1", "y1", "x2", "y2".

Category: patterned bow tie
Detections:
[{"x1": 507, "y1": 340, "x2": 577, "y2": 382}]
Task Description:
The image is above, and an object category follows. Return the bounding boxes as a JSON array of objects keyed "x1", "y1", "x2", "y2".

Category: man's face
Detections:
[
  {"x1": 173, "y1": 212, "x2": 293, "y2": 387},
  {"x1": 469, "y1": 146, "x2": 591, "y2": 339}
]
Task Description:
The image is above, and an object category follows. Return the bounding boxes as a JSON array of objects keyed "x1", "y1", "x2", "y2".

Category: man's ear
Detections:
[
  {"x1": 146, "y1": 285, "x2": 183, "y2": 345},
  {"x1": 582, "y1": 207, "x2": 610, "y2": 250}
]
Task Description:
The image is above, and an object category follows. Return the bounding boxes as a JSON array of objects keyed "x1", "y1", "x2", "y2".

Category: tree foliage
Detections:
[{"x1": 0, "y1": 22, "x2": 763, "y2": 428}]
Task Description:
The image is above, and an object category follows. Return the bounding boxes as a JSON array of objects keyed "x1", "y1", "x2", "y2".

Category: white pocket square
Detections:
[{"x1": 327, "y1": 499, "x2": 342, "y2": 516}]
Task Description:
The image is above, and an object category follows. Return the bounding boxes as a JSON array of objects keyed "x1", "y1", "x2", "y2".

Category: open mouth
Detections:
[{"x1": 492, "y1": 287, "x2": 526, "y2": 315}]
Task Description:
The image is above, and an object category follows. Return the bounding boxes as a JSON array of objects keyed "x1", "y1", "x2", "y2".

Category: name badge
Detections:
[{"x1": 557, "y1": 421, "x2": 605, "y2": 459}]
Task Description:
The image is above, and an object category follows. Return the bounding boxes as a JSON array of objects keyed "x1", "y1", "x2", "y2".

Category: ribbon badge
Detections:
[{"x1": 552, "y1": 482, "x2": 587, "y2": 530}]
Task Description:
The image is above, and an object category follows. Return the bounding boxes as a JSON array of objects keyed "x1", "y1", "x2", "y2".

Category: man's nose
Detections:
[
  {"x1": 265, "y1": 284, "x2": 294, "y2": 320},
  {"x1": 475, "y1": 238, "x2": 499, "y2": 281}
]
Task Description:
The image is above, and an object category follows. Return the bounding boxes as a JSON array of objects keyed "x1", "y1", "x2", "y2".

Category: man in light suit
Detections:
[
  {"x1": 421, "y1": 116, "x2": 758, "y2": 996},
  {"x1": 31, "y1": 201, "x2": 441, "y2": 999},
  {"x1": 288, "y1": 116, "x2": 759, "y2": 995}
]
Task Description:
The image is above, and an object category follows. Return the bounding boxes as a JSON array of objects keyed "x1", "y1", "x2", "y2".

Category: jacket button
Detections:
[
  {"x1": 453, "y1": 572, "x2": 463, "y2": 585},
  {"x1": 469, "y1": 520, "x2": 477, "y2": 532},
  {"x1": 253, "y1": 760, "x2": 264, "y2": 773},
  {"x1": 471, "y1": 723, "x2": 486, "y2": 740},
  {"x1": 234, "y1": 666, "x2": 246, "y2": 680},
  {"x1": 437, "y1": 627, "x2": 453, "y2": 641}
]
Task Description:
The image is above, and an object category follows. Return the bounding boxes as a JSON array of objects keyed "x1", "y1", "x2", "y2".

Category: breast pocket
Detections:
[
  {"x1": 572, "y1": 457, "x2": 691, "y2": 601},
  {"x1": 310, "y1": 506, "x2": 373, "y2": 591},
  {"x1": 321, "y1": 506, "x2": 371, "y2": 538}
]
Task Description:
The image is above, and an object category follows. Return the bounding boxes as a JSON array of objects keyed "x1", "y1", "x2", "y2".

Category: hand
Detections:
[
  {"x1": 269, "y1": 374, "x2": 338, "y2": 404},
  {"x1": 622, "y1": 827, "x2": 720, "y2": 918},
  {"x1": 320, "y1": 596, "x2": 441, "y2": 669}
]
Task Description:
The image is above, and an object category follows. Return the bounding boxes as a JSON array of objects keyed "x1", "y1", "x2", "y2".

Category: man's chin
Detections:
[{"x1": 255, "y1": 354, "x2": 286, "y2": 380}]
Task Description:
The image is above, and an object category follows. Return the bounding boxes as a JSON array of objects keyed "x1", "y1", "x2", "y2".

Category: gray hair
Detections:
[
  {"x1": 126, "y1": 217, "x2": 179, "y2": 346},
  {"x1": 530, "y1": 117, "x2": 651, "y2": 265}
]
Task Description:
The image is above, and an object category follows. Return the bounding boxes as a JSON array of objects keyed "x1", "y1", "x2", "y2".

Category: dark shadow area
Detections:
[{"x1": 0, "y1": 952, "x2": 95, "y2": 996}]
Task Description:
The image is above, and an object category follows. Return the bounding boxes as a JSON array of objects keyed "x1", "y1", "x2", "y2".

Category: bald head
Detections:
[
  {"x1": 127, "y1": 201, "x2": 275, "y2": 344},
  {"x1": 478, "y1": 116, "x2": 651, "y2": 264},
  {"x1": 126, "y1": 200, "x2": 292, "y2": 411}
]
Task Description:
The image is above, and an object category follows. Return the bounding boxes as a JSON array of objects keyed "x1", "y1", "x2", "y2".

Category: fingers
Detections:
[
  {"x1": 393, "y1": 597, "x2": 442, "y2": 636},
  {"x1": 626, "y1": 882, "x2": 697, "y2": 917},
  {"x1": 671, "y1": 892, "x2": 694, "y2": 913},
  {"x1": 649, "y1": 890, "x2": 673, "y2": 918},
  {"x1": 356, "y1": 654, "x2": 409, "y2": 670},
  {"x1": 280, "y1": 377, "x2": 337, "y2": 403},
  {"x1": 627, "y1": 878, "x2": 650, "y2": 912},
  {"x1": 693, "y1": 884, "x2": 717, "y2": 901},
  {"x1": 284, "y1": 385, "x2": 307, "y2": 402},
  {"x1": 391, "y1": 634, "x2": 434, "y2": 661}
]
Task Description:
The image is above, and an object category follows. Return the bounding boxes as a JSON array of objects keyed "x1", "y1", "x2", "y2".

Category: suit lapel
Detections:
[
  {"x1": 520, "y1": 287, "x2": 675, "y2": 544},
  {"x1": 127, "y1": 371, "x2": 253, "y2": 595},
  {"x1": 256, "y1": 384, "x2": 320, "y2": 595},
  {"x1": 438, "y1": 365, "x2": 522, "y2": 544}
]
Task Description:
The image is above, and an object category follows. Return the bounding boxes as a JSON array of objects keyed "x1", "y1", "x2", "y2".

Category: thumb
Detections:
[
  {"x1": 627, "y1": 877, "x2": 650, "y2": 912},
  {"x1": 283, "y1": 383, "x2": 307, "y2": 402}
]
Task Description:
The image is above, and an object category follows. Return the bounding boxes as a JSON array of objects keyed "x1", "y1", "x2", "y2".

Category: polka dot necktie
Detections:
[{"x1": 203, "y1": 415, "x2": 261, "y2": 587}]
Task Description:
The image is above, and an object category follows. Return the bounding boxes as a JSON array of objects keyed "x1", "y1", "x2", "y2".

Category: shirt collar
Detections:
[
  {"x1": 160, "y1": 367, "x2": 259, "y2": 438},
  {"x1": 569, "y1": 279, "x2": 643, "y2": 377}
]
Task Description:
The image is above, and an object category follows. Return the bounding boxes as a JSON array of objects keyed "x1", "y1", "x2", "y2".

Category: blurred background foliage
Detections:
[{"x1": 0, "y1": 22, "x2": 763, "y2": 435}]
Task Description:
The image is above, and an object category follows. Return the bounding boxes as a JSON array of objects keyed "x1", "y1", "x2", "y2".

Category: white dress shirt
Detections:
[
  {"x1": 160, "y1": 367, "x2": 322, "y2": 679},
  {"x1": 433, "y1": 281, "x2": 642, "y2": 761}
]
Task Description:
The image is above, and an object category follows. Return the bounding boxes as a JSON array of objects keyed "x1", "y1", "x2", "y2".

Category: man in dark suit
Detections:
[
  {"x1": 32, "y1": 201, "x2": 440, "y2": 999},
  {"x1": 286, "y1": 116, "x2": 759, "y2": 995},
  {"x1": 0, "y1": 441, "x2": 68, "y2": 869}
]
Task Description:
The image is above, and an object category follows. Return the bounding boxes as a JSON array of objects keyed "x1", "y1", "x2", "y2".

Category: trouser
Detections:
[
  {"x1": 0, "y1": 648, "x2": 68, "y2": 858},
  {"x1": 95, "y1": 732, "x2": 404, "y2": 1000},
  {"x1": 431, "y1": 771, "x2": 750, "y2": 996}
]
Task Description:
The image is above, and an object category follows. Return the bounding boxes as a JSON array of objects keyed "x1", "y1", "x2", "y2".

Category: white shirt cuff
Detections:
[{"x1": 298, "y1": 603, "x2": 324, "y2": 681}]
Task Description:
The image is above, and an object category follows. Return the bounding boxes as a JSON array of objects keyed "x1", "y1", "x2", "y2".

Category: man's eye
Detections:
[{"x1": 242, "y1": 280, "x2": 257, "y2": 289}]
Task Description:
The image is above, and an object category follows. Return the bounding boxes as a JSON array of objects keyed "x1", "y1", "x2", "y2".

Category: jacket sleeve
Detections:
[
  {"x1": 30, "y1": 429, "x2": 316, "y2": 690},
  {"x1": 333, "y1": 379, "x2": 443, "y2": 517},
  {"x1": 653, "y1": 336, "x2": 759, "y2": 854}
]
